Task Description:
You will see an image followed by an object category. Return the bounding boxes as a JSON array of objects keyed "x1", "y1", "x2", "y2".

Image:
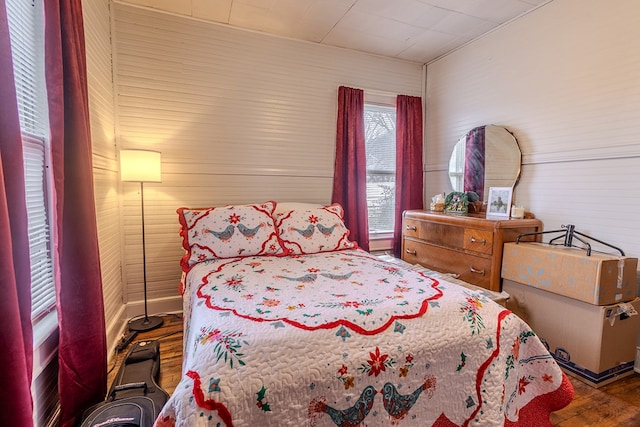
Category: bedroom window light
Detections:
[
  {"x1": 6, "y1": 0, "x2": 56, "y2": 329},
  {"x1": 364, "y1": 103, "x2": 396, "y2": 236}
]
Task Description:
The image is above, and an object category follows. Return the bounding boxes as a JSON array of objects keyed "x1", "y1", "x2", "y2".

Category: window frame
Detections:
[
  {"x1": 6, "y1": 1, "x2": 60, "y2": 424},
  {"x1": 6, "y1": 0, "x2": 58, "y2": 365},
  {"x1": 6, "y1": 0, "x2": 56, "y2": 326}
]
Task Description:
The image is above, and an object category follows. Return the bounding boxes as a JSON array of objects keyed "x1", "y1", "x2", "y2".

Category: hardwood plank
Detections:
[
  {"x1": 551, "y1": 372, "x2": 640, "y2": 426},
  {"x1": 109, "y1": 314, "x2": 640, "y2": 425}
]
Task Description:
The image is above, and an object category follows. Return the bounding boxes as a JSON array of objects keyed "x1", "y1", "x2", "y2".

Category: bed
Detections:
[{"x1": 155, "y1": 201, "x2": 573, "y2": 426}]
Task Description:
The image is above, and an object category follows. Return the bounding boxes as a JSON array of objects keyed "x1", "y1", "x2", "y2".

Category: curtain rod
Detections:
[
  {"x1": 337, "y1": 85, "x2": 423, "y2": 99},
  {"x1": 338, "y1": 84, "x2": 397, "y2": 97}
]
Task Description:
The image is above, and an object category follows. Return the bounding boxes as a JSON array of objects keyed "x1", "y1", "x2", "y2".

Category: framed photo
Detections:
[{"x1": 487, "y1": 187, "x2": 512, "y2": 218}]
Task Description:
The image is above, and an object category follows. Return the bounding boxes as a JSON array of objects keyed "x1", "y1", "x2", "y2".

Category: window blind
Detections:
[
  {"x1": 364, "y1": 103, "x2": 396, "y2": 234},
  {"x1": 23, "y1": 135, "x2": 55, "y2": 320},
  {"x1": 6, "y1": 0, "x2": 55, "y2": 322}
]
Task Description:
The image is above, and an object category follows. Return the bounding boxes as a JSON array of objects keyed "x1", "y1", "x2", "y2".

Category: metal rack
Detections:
[{"x1": 515, "y1": 223, "x2": 625, "y2": 256}]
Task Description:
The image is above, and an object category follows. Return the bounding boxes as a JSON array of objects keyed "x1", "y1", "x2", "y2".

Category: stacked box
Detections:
[
  {"x1": 501, "y1": 242, "x2": 639, "y2": 387},
  {"x1": 504, "y1": 280, "x2": 639, "y2": 387},
  {"x1": 502, "y1": 242, "x2": 637, "y2": 305}
]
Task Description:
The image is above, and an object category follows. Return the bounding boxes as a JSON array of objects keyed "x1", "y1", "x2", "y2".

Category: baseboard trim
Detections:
[{"x1": 125, "y1": 295, "x2": 183, "y2": 320}]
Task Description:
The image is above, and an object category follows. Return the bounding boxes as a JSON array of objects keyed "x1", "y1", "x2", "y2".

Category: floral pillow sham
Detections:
[
  {"x1": 274, "y1": 203, "x2": 358, "y2": 255},
  {"x1": 177, "y1": 201, "x2": 284, "y2": 270}
]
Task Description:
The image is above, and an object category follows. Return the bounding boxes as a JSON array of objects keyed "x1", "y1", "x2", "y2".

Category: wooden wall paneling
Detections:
[
  {"x1": 425, "y1": 0, "x2": 640, "y2": 269},
  {"x1": 112, "y1": 1, "x2": 424, "y2": 311},
  {"x1": 84, "y1": 0, "x2": 123, "y2": 343}
]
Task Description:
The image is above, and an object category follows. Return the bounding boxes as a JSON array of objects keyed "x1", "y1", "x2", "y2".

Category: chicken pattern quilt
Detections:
[{"x1": 155, "y1": 249, "x2": 573, "y2": 426}]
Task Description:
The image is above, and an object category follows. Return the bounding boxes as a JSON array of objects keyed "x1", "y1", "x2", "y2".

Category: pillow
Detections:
[
  {"x1": 274, "y1": 203, "x2": 358, "y2": 255},
  {"x1": 178, "y1": 201, "x2": 284, "y2": 270}
]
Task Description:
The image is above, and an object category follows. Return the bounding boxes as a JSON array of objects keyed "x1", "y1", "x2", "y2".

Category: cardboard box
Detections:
[
  {"x1": 504, "y1": 279, "x2": 640, "y2": 388},
  {"x1": 502, "y1": 242, "x2": 637, "y2": 305}
]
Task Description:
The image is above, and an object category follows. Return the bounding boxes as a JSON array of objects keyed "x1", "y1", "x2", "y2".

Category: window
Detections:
[
  {"x1": 7, "y1": 2, "x2": 58, "y2": 423},
  {"x1": 6, "y1": 0, "x2": 56, "y2": 324},
  {"x1": 364, "y1": 103, "x2": 396, "y2": 235}
]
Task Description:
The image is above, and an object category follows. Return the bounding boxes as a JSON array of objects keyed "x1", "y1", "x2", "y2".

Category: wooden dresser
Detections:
[{"x1": 401, "y1": 210, "x2": 542, "y2": 291}]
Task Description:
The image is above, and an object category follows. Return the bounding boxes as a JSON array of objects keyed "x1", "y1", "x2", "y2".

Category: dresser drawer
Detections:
[
  {"x1": 402, "y1": 239, "x2": 492, "y2": 288},
  {"x1": 463, "y1": 229, "x2": 493, "y2": 255},
  {"x1": 402, "y1": 218, "x2": 420, "y2": 238},
  {"x1": 418, "y1": 221, "x2": 465, "y2": 249}
]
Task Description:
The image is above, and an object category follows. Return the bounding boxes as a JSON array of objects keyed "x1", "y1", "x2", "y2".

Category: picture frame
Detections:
[{"x1": 487, "y1": 187, "x2": 512, "y2": 218}]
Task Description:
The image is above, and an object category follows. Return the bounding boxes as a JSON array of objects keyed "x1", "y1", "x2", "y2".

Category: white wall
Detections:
[
  {"x1": 112, "y1": 2, "x2": 424, "y2": 313},
  {"x1": 84, "y1": 0, "x2": 124, "y2": 347},
  {"x1": 108, "y1": 0, "x2": 640, "y2": 321},
  {"x1": 426, "y1": 0, "x2": 640, "y2": 278}
]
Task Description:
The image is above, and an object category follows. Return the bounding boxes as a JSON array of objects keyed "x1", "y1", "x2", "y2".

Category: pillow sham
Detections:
[
  {"x1": 178, "y1": 201, "x2": 283, "y2": 270},
  {"x1": 274, "y1": 203, "x2": 358, "y2": 255}
]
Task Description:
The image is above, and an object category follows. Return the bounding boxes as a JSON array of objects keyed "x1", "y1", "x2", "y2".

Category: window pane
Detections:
[{"x1": 365, "y1": 104, "x2": 396, "y2": 234}]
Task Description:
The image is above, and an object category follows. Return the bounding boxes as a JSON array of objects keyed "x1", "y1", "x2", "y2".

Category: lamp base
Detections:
[{"x1": 128, "y1": 315, "x2": 164, "y2": 332}]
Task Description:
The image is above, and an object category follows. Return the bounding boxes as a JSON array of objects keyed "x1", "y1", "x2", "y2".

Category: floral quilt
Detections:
[{"x1": 155, "y1": 249, "x2": 573, "y2": 426}]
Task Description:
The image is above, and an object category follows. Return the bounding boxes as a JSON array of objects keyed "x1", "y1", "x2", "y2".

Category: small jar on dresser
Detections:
[{"x1": 401, "y1": 210, "x2": 543, "y2": 292}]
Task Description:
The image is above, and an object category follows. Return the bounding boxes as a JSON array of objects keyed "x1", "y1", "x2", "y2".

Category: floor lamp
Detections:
[{"x1": 120, "y1": 149, "x2": 164, "y2": 332}]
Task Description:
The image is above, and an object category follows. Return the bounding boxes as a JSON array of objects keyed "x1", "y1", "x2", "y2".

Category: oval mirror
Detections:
[{"x1": 448, "y1": 125, "x2": 522, "y2": 203}]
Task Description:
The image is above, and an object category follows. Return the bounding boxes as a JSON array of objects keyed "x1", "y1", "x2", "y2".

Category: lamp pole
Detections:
[
  {"x1": 122, "y1": 149, "x2": 164, "y2": 332},
  {"x1": 129, "y1": 180, "x2": 163, "y2": 331}
]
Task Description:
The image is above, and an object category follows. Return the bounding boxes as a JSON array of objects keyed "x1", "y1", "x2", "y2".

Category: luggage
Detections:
[{"x1": 80, "y1": 340, "x2": 169, "y2": 427}]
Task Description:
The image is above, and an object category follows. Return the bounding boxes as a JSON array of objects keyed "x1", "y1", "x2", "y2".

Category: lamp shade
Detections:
[{"x1": 120, "y1": 149, "x2": 162, "y2": 182}]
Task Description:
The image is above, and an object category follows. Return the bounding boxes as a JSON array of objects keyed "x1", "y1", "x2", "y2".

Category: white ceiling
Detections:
[{"x1": 192, "y1": 0, "x2": 552, "y2": 64}]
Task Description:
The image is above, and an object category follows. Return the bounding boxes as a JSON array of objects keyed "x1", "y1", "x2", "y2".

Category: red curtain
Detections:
[
  {"x1": 332, "y1": 86, "x2": 370, "y2": 251},
  {"x1": 45, "y1": 0, "x2": 107, "y2": 425},
  {"x1": 0, "y1": 1, "x2": 35, "y2": 424},
  {"x1": 463, "y1": 126, "x2": 486, "y2": 201},
  {"x1": 393, "y1": 95, "x2": 424, "y2": 258}
]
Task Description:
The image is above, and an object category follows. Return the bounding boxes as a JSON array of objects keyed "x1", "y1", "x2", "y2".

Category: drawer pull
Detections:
[
  {"x1": 405, "y1": 225, "x2": 417, "y2": 231},
  {"x1": 405, "y1": 249, "x2": 417, "y2": 255},
  {"x1": 470, "y1": 266, "x2": 485, "y2": 275},
  {"x1": 469, "y1": 236, "x2": 486, "y2": 245}
]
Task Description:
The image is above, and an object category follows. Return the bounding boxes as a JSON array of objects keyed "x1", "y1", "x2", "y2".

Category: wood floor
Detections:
[
  {"x1": 109, "y1": 313, "x2": 640, "y2": 426},
  {"x1": 108, "y1": 313, "x2": 185, "y2": 397}
]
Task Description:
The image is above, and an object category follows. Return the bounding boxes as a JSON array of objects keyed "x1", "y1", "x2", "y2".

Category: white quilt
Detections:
[{"x1": 155, "y1": 249, "x2": 572, "y2": 426}]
